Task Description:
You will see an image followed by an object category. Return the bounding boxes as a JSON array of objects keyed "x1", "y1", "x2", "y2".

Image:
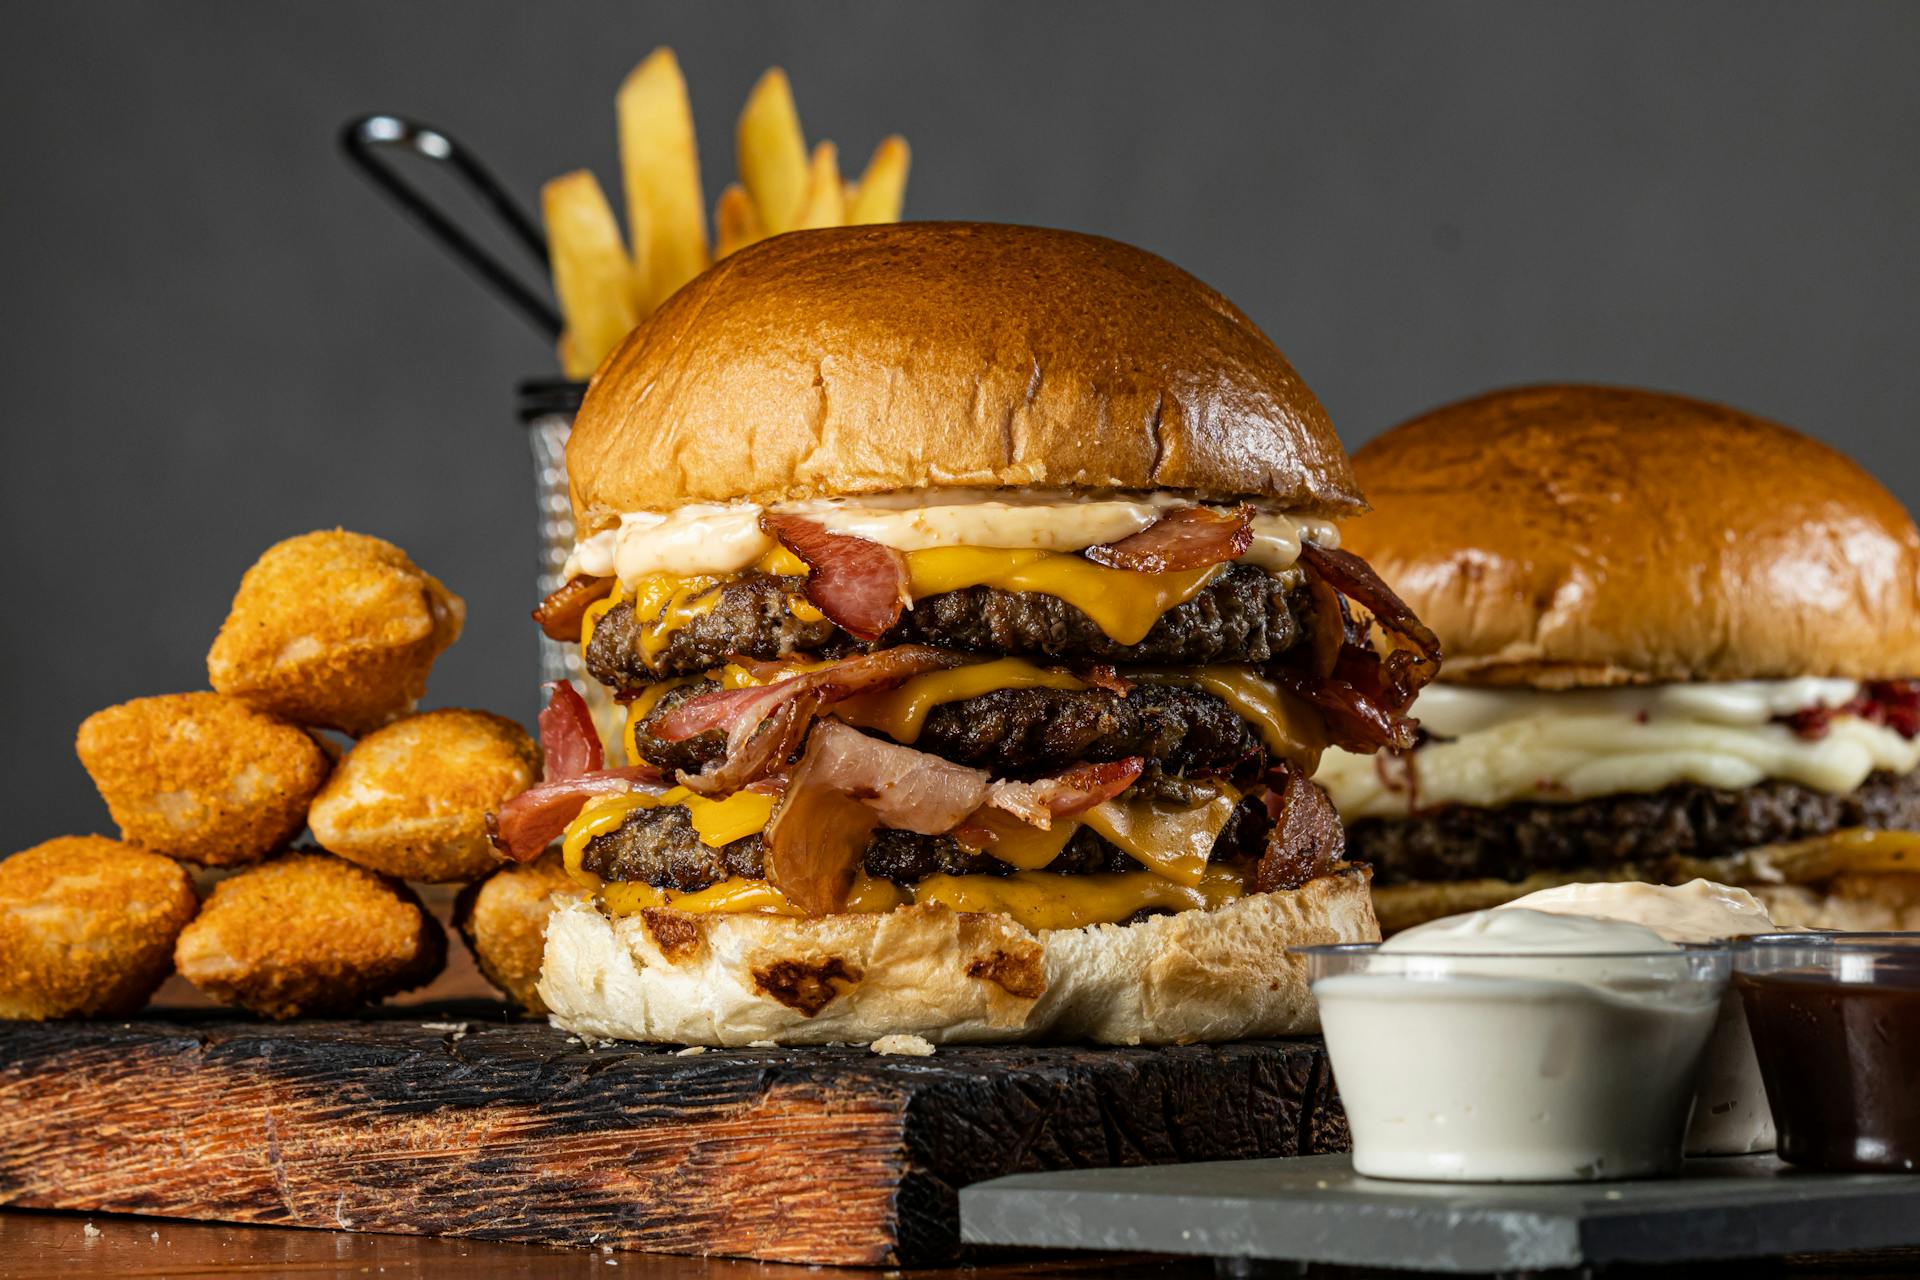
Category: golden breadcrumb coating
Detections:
[
  {"x1": 207, "y1": 530, "x2": 465, "y2": 736},
  {"x1": 173, "y1": 852, "x2": 445, "y2": 1019},
  {"x1": 0, "y1": 836, "x2": 199, "y2": 1020},
  {"x1": 309, "y1": 709, "x2": 541, "y2": 883},
  {"x1": 75, "y1": 693, "x2": 331, "y2": 866},
  {"x1": 454, "y1": 851, "x2": 581, "y2": 1012}
]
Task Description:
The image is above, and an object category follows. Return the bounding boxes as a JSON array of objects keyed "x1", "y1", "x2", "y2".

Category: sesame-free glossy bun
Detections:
[
  {"x1": 1343, "y1": 385, "x2": 1920, "y2": 687},
  {"x1": 565, "y1": 223, "x2": 1363, "y2": 534}
]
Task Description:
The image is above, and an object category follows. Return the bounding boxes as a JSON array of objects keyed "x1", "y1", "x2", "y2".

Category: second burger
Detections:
[
  {"x1": 1320, "y1": 384, "x2": 1920, "y2": 932},
  {"x1": 500, "y1": 222, "x2": 1438, "y2": 1045}
]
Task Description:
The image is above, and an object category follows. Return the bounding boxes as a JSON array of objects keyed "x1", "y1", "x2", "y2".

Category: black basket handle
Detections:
[{"x1": 340, "y1": 114, "x2": 563, "y2": 340}]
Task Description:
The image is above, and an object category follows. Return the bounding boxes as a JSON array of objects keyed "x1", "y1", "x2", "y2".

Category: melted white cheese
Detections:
[
  {"x1": 565, "y1": 490, "x2": 1338, "y2": 584},
  {"x1": 1318, "y1": 679, "x2": 1920, "y2": 819}
]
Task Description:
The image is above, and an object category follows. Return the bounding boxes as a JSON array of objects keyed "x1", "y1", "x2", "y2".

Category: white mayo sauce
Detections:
[
  {"x1": 1317, "y1": 679, "x2": 1920, "y2": 819},
  {"x1": 565, "y1": 490, "x2": 1339, "y2": 584},
  {"x1": 1498, "y1": 879, "x2": 1779, "y2": 1156},
  {"x1": 1314, "y1": 909, "x2": 1724, "y2": 1182}
]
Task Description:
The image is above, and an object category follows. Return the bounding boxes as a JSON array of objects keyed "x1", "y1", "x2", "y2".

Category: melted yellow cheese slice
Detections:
[
  {"x1": 687, "y1": 789, "x2": 778, "y2": 845},
  {"x1": 558, "y1": 781, "x2": 1250, "y2": 929},
  {"x1": 600, "y1": 874, "x2": 908, "y2": 918},
  {"x1": 598, "y1": 545, "x2": 1228, "y2": 661},
  {"x1": 628, "y1": 574, "x2": 723, "y2": 668},
  {"x1": 837, "y1": 658, "x2": 1087, "y2": 743},
  {"x1": 962, "y1": 812, "x2": 1081, "y2": 870},
  {"x1": 914, "y1": 863, "x2": 1248, "y2": 931},
  {"x1": 962, "y1": 784, "x2": 1242, "y2": 883},
  {"x1": 577, "y1": 586, "x2": 626, "y2": 663},
  {"x1": 561, "y1": 787, "x2": 780, "y2": 888},
  {"x1": 1079, "y1": 786, "x2": 1242, "y2": 887},
  {"x1": 755, "y1": 545, "x2": 809, "y2": 576},
  {"x1": 903, "y1": 548, "x2": 1224, "y2": 645}
]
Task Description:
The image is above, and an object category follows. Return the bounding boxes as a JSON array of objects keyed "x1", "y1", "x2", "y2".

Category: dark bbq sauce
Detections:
[{"x1": 1736, "y1": 969, "x2": 1920, "y2": 1172}]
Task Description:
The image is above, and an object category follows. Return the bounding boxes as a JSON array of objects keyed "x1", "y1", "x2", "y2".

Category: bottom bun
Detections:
[
  {"x1": 538, "y1": 866, "x2": 1376, "y2": 1046},
  {"x1": 1752, "y1": 873, "x2": 1920, "y2": 931}
]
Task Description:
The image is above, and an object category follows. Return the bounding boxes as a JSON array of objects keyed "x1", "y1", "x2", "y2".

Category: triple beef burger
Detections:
[
  {"x1": 1318, "y1": 384, "x2": 1920, "y2": 932},
  {"x1": 497, "y1": 222, "x2": 1436, "y2": 1045}
]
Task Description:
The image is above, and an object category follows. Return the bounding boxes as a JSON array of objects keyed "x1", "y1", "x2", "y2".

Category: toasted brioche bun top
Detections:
[
  {"x1": 1342, "y1": 384, "x2": 1920, "y2": 687},
  {"x1": 566, "y1": 222, "x2": 1363, "y2": 535}
]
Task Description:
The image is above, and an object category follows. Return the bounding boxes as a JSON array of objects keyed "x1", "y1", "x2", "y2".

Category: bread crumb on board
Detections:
[{"x1": 870, "y1": 1033, "x2": 935, "y2": 1057}]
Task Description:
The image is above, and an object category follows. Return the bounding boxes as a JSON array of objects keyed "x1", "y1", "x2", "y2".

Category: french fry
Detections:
[
  {"x1": 541, "y1": 171, "x2": 641, "y2": 379},
  {"x1": 737, "y1": 67, "x2": 809, "y2": 236},
  {"x1": 847, "y1": 136, "x2": 911, "y2": 224},
  {"x1": 619, "y1": 47, "x2": 710, "y2": 313},
  {"x1": 791, "y1": 141, "x2": 846, "y2": 231},
  {"x1": 540, "y1": 50, "x2": 916, "y2": 375},
  {"x1": 713, "y1": 183, "x2": 764, "y2": 259}
]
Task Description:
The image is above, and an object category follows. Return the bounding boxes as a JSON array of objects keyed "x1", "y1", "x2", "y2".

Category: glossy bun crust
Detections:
[
  {"x1": 566, "y1": 223, "x2": 1364, "y2": 534},
  {"x1": 1343, "y1": 385, "x2": 1920, "y2": 686}
]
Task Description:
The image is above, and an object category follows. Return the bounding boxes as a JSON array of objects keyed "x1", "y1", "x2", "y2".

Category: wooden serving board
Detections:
[{"x1": 0, "y1": 1004, "x2": 1345, "y2": 1267}]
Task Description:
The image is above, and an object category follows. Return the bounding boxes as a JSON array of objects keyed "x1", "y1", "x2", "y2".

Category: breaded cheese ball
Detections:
[
  {"x1": 76, "y1": 693, "x2": 330, "y2": 866},
  {"x1": 309, "y1": 709, "x2": 541, "y2": 882},
  {"x1": 174, "y1": 852, "x2": 445, "y2": 1019},
  {"x1": 207, "y1": 530, "x2": 465, "y2": 736},
  {"x1": 0, "y1": 837, "x2": 199, "y2": 1020},
  {"x1": 454, "y1": 851, "x2": 580, "y2": 1012}
]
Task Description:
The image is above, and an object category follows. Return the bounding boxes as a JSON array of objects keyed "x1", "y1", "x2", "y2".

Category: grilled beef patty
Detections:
[
  {"x1": 1351, "y1": 769, "x2": 1920, "y2": 886},
  {"x1": 629, "y1": 679, "x2": 1268, "y2": 779},
  {"x1": 578, "y1": 789, "x2": 1271, "y2": 893},
  {"x1": 584, "y1": 564, "x2": 1310, "y2": 688}
]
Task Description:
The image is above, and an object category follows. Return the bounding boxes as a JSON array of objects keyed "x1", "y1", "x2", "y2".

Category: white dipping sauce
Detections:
[
  {"x1": 1499, "y1": 880, "x2": 1778, "y2": 1157},
  {"x1": 1312, "y1": 909, "x2": 1725, "y2": 1182}
]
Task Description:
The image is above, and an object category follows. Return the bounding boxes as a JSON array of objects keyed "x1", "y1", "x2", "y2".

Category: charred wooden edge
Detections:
[{"x1": 0, "y1": 1010, "x2": 1344, "y2": 1266}]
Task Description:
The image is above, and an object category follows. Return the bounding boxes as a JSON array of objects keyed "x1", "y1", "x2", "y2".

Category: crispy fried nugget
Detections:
[
  {"x1": 309, "y1": 709, "x2": 541, "y2": 883},
  {"x1": 453, "y1": 851, "x2": 581, "y2": 1012},
  {"x1": 76, "y1": 693, "x2": 330, "y2": 866},
  {"x1": 207, "y1": 530, "x2": 465, "y2": 736},
  {"x1": 173, "y1": 852, "x2": 445, "y2": 1019},
  {"x1": 0, "y1": 837, "x2": 199, "y2": 1020}
]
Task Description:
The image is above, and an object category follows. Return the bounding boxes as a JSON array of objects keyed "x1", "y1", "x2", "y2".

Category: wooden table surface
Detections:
[
  {"x1": 0, "y1": 1211, "x2": 1213, "y2": 1278},
  {"x1": 12, "y1": 893, "x2": 1920, "y2": 1278},
  {"x1": 11, "y1": 1210, "x2": 1920, "y2": 1279}
]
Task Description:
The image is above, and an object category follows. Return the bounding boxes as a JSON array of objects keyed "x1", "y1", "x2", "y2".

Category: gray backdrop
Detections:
[{"x1": 5, "y1": 2, "x2": 1916, "y2": 848}]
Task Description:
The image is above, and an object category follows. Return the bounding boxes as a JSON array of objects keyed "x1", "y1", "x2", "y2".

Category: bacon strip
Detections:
[
  {"x1": 487, "y1": 766, "x2": 665, "y2": 863},
  {"x1": 759, "y1": 725, "x2": 1154, "y2": 912},
  {"x1": 1083, "y1": 504, "x2": 1254, "y2": 573},
  {"x1": 532, "y1": 574, "x2": 615, "y2": 643},
  {"x1": 763, "y1": 720, "x2": 991, "y2": 913},
  {"x1": 1255, "y1": 764, "x2": 1344, "y2": 892},
  {"x1": 1276, "y1": 542, "x2": 1444, "y2": 753},
  {"x1": 538, "y1": 680, "x2": 603, "y2": 781},
  {"x1": 1298, "y1": 542, "x2": 1441, "y2": 702},
  {"x1": 1782, "y1": 680, "x2": 1920, "y2": 741},
  {"x1": 486, "y1": 681, "x2": 666, "y2": 862},
  {"x1": 658, "y1": 646, "x2": 964, "y2": 796},
  {"x1": 761, "y1": 514, "x2": 911, "y2": 642},
  {"x1": 983, "y1": 758, "x2": 1145, "y2": 828}
]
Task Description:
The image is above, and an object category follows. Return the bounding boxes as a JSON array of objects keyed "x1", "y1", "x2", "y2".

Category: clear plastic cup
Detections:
[
  {"x1": 1735, "y1": 932, "x2": 1920, "y2": 1173},
  {"x1": 1300, "y1": 942, "x2": 1729, "y2": 1182}
]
